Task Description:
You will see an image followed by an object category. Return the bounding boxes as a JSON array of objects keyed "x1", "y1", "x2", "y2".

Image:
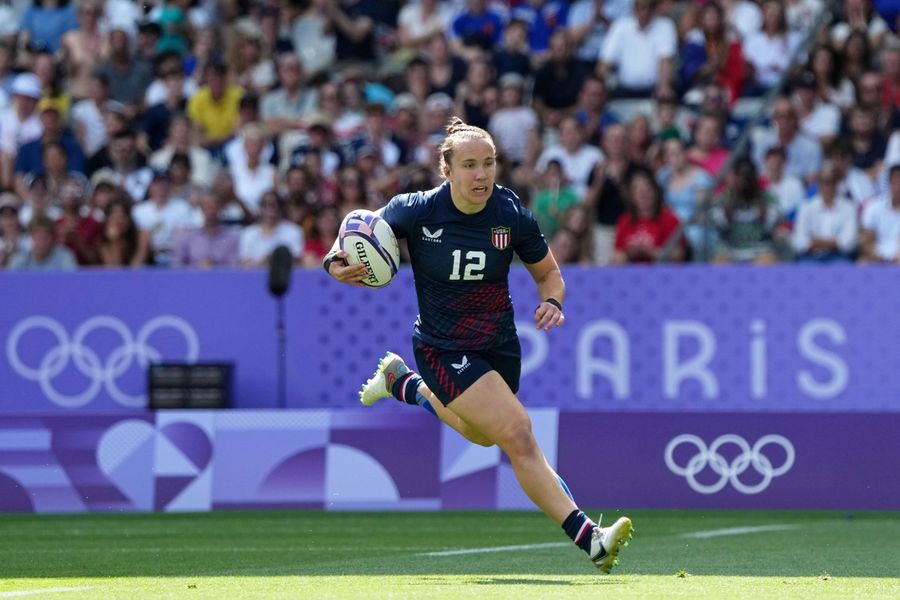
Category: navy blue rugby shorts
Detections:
[{"x1": 413, "y1": 336, "x2": 522, "y2": 406}]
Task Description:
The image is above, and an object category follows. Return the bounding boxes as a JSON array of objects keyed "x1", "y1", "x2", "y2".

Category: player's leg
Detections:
[
  {"x1": 359, "y1": 352, "x2": 491, "y2": 445},
  {"x1": 446, "y1": 371, "x2": 633, "y2": 572}
]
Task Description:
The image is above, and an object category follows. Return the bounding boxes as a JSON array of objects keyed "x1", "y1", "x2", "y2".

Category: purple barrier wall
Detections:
[
  {"x1": 3, "y1": 267, "x2": 900, "y2": 413},
  {"x1": 1, "y1": 409, "x2": 897, "y2": 513}
]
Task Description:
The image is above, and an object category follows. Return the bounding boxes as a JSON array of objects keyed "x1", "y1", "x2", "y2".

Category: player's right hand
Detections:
[{"x1": 328, "y1": 250, "x2": 369, "y2": 286}]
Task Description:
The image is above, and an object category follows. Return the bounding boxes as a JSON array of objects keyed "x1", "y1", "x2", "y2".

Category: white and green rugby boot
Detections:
[
  {"x1": 359, "y1": 351, "x2": 413, "y2": 406},
  {"x1": 590, "y1": 516, "x2": 634, "y2": 573}
]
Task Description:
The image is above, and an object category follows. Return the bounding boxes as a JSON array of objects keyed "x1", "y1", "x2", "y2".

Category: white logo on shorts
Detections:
[{"x1": 451, "y1": 355, "x2": 470, "y2": 373}]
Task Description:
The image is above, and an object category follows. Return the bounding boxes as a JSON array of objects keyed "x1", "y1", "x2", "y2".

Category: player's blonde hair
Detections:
[{"x1": 438, "y1": 117, "x2": 496, "y2": 178}]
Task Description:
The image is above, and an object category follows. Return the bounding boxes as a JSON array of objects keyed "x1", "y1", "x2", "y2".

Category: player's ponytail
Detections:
[{"x1": 439, "y1": 117, "x2": 495, "y2": 179}]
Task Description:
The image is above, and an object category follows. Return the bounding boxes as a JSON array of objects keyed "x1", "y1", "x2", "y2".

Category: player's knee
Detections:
[{"x1": 496, "y1": 415, "x2": 536, "y2": 458}]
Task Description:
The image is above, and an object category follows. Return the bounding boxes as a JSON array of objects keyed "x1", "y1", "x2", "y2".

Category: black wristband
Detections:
[{"x1": 535, "y1": 297, "x2": 563, "y2": 313}]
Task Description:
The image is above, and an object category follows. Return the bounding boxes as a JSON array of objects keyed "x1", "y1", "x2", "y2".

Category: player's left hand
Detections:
[{"x1": 534, "y1": 301, "x2": 564, "y2": 331}]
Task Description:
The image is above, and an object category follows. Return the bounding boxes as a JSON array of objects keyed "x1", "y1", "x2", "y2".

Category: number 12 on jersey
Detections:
[{"x1": 449, "y1": 249, "x2": 486, "y2": 281}]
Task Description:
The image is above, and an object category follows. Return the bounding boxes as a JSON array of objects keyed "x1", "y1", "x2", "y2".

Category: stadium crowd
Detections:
[{"x1": 1, "y1": 0, "x2": 900, "y2": 271}]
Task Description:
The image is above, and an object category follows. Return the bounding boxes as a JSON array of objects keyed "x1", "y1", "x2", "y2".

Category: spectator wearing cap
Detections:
[
  {"x1": 149, "y1": 114, "x2": 218, "y2": 189},
  {"x1": 488, "y1": 72, "x2": 539, "y2": 168},
  {"x1": 0, "y1": 73, "x2": 43, "y2": 190},
  {"x1": 144, "y1": 53, "x2": 196, "y2": 109},
  {"x1": 793, "y1": 71, "x2": 840, "y2": 146},
  {"x1": 0, "y1": 193, "x2": 27, "y2": 268},
  {"x1": 397, "y1": 0, "x2": 454, "y2": 51},
  {"x1": 94, "y1": 24, "x2": 154, "y2": 120},
  {"x1": 239, "y1": 189, "x2": 304, "y2": 268},
  {"x1": 19, "y1": 0, "x2": 79, "y2": 55},
  {"x1": 133, "y1": 170, "x2": 201, "y2": 266},
  {"x1": 490, "y1": 19, "x2": 533, "y2": 80},
  {"x1": 134, "y1": 19, "x2": 163, "y2": 64},
  {"x1": 792, "y1": 162, "x2": 858, "y2": 264},
  {"x1": 187, "y1": 62, "x2": 244, "y2": 154},
  {"x1": 532, "y1": 30, "x2": 590, "y2": 123},
  {"x1": 71, "y1": 72, "x2": 112, "y2": 158},
  {"x1": 55, "y1": 176, "x2": 102, "y2": 265},
  {"x1": 260, "y1": 53, "x2": 317, "y2": 138},
  {"x1": 598, "y1": 0, "x2": 677, "y2": 98},
  {"x1": 60, "y1": 0, "x2": 104, "y2": 101},
  {"x1": 752, "y1": 97, "x2": 823, "y2": 186},
  {"x1": 449, "y1": 0, "x2": 505, "y2": 58},
  {"x1": 227, "y1": 122, "x2": 277, "y2": 215},
  {"x1": 14, "y1": 100, "x2": 86, "y2": 197},
  {"x1": 140, "y1": 66, "x2": 190, "y2": 154},
  {"x1": 172, "y1": 190, "x2": 240, "y2": 268}
]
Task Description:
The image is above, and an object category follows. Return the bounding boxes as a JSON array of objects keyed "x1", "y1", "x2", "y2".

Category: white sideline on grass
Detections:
[
  {"x1": 681, "y1": 524, "x2": 800, "y2": 539},
  {"x1": 418, "y1": 542, "x2": 568, "y2": 557},
  {"x1": 418, "y1": 523, "x2": 800, "y2": 557},
  {"x1": 0, "y1": 587, "x2": 95, "y2": 598}
]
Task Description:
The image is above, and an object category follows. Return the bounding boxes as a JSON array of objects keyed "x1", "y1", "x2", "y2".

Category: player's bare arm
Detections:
[{"x1": 525, "y1": 250, "x2": 565, "y2": 332}]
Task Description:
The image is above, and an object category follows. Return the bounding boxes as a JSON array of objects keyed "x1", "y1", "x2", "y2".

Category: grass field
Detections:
[{"x1": 1, "y1": 510, "x2": 899, "y2": 599}]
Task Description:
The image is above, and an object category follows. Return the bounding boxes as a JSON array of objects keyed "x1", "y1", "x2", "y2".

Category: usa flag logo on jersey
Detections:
[{"x1": 491, "y1": 226, "x2": 511, "y2": 250}]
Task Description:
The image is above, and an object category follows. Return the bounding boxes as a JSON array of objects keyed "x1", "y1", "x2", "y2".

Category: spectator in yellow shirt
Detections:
[{"x1": 186, "y1": 62, "x2": 243, "y2": 154}]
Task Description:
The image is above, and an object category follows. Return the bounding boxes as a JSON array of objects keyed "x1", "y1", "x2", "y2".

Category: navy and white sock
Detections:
[
  {"x1": 390, "y1": 373, "x2": 437, "y2": 416},
  {"x1": 562, "y1": 510, "x2": 599, "y2": 555}
]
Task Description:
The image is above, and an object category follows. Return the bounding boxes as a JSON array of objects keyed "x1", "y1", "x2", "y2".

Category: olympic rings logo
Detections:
[
  {"x1": 6, "y1": 315, "x2": 200, "y2": 408},
  {"x1": 664, "y1": 434, "x2": 795, "y2": 495}
]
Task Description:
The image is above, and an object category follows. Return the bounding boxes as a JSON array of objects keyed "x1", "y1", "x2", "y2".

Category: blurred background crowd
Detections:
[{"x1": 1, "y1": 0, "x2": 900, "y2": 271}]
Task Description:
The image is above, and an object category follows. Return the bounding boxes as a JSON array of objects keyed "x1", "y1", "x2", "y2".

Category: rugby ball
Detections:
[{"x1": 339, "y1": 209, "x2": 400, "y2": 287}]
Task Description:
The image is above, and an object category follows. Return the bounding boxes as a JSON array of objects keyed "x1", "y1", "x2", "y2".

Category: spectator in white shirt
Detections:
[
  {"x1": 487, "y1": 72, "x2": 539, "y2": 167},
  {"x1": 860, "y1": 165, "x2": 900, "y2": 263},
  {"x1": 792, "y1": 163, "x2": 858, "y2": 263},
  {"x1": 598, "y1": 0, "x2": 677, "y2": 97},
  {"x1": 239, "y1": 190, "x2": 303, "y2": 267},
  {"x1": 132, "y1": 171, "x2": 201, "y2": 266},
  {"x1": 535, "y1": 114, "x2": 604, "y2": 197},
  {"x1": 742, "y1": 1, "x2": 803, "y2": 93}
]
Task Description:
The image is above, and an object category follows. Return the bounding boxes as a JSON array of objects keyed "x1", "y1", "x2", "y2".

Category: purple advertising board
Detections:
[
  {"x1": 2, "y1": 266, "x2": 900, "y2": 412},
  {"x1": 0, "y1": 409, "x2": 897, "y2": 513}
]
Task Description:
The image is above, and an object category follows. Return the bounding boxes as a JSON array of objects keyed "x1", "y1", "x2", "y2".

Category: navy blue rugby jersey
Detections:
[{"x1": 381, "y1": 182, "x2": 549, "y2": 350}]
